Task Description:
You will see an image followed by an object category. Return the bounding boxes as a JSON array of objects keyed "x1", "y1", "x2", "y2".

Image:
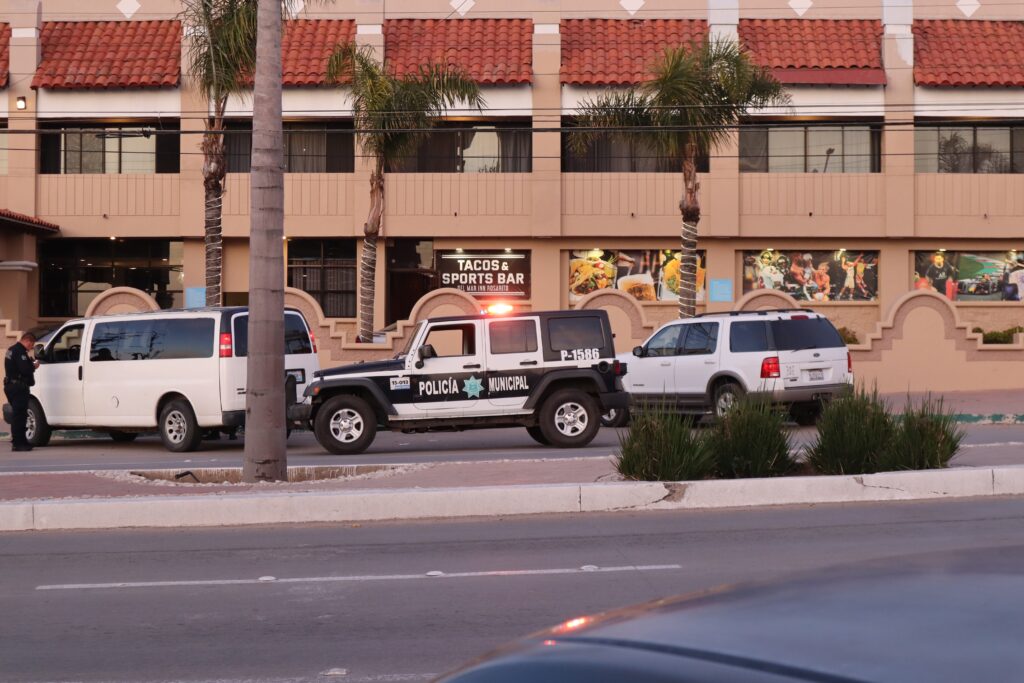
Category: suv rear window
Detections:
[
  {"x1": 233, "y1": 313, "x2": 313, "y2": 357},
  {"x1": 770, "y1": 318, "x2": 844, "y2": 351},
  {"x1": 730, "y1": 321, "x2": 771, "y2": 353},
  {"x1": 547, "y1": 316, "x2": 605, "y2": 352},
  {"x1": 489, "y1": 319, "x2": 538, "y2": 355}
]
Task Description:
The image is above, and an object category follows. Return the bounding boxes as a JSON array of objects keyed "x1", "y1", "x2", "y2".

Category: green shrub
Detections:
[
  {"x1": 708, "y1": 395, "x2": 796, "y2": 479},
  {"x1": 615, "y1": 403, "x2": 714, "y2": 482},
  {"x1": 972, "y1": 326, "x2": 1024, "y2": 344},
  {"x1": 879, "y1": 395, "x2": 965, "y2": 471},
  {"x1": 806, "y1": 387, "x2": 895, "y2": 475},
  {"x1": 837, "y1": 326, "x2": 860, "y2": 345}
]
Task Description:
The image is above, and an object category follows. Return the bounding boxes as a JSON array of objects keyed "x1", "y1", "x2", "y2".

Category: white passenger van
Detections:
[{"x1": 24, "y1": 307, "x2": 320, "y2": 452}]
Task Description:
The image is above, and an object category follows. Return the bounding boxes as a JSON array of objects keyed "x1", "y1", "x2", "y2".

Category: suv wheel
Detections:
[
  {"x1": 26, "y1": 399, "x2": 52, "y2": 448},
  {"x1": 790, "y1": 402, "x2": 822, "y2": 427},
  {"x1": 525, "y1": 425, "x2": 550, "y2": 446},
  {"x1": 315, "y1": 395, "x2": 377, "y2": 455},
  {"x1": 713, "y1": 382, "x2": 745, "y2": 419},
  {"x1": 601, "y1": 408, "x2": 630, "y2": 428},
  {"x1": 539, "y1": 389, "x2": 600, "y2": 448},
  {"x1": 159, "y1": 399, "x2": 203, "y2": 453}
]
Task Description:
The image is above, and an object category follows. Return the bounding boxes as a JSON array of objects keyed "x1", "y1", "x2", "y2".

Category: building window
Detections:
[
  {"x1": 224, "y1": 121, "x2": 354, "y2": 173},
  {"x1": 287, "y1": 239, "x2": 357, "y2": 318},
  {"x1": 386, "y1": 239, "x2": 437, "y2": 325},
  {"x1": 913, "y1": 250, "x2": 1024, "y2": 301},
  {"x1": 0, "y1": 122, "x2": 7, "y2": 174},
  {"x1": 915, "y1": 125, "x2": 1024, "y2": 173},
  {"x1": 562, "y1": 123, "x2": 709, "y2": 173},
  {"x1": 742, "y1": 249, "x2": 879, "y2": 302},
  {"x1": 739, "y1": 124, "x2": 881, "y2": 173},
  {"x1": 39, "y1": 239, "x2": 184, "y2": 317},
  {"x1": 39, "y1": 123, "x2": 180, "y2": 174},
  {"x1": 389, "y1": 122, "x2": 532, "y2": 173}
]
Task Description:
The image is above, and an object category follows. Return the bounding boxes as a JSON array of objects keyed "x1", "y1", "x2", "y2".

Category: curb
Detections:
[{"x1": 2, "y1": 466, "x2": 1024, "y2": 532}]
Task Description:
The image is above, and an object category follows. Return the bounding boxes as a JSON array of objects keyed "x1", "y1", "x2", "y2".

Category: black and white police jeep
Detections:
[{"x1": 301, "y1": 310, "x2": 628, "y2": 454}]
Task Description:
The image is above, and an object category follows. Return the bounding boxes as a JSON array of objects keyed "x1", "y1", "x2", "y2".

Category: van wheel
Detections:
[
  {"x1": 108, "y1": 430, "x2": 138, "y2": 443},
  {"x1": 159, "y1": 399, "x2": 202, "y2": 453},
  {"x1": 539, "y1": 389, "x2": 600, "y2": 448},
  {"x1": 314, "y1": 395, "x2": 377, "y2": 455},
  {"x1": 26, "y1": 399, "x2": 52, "y2": 448},
  {"x1": 526, "y1": 425, "x2": 550, "y2": 446},
  {"x1": 713, "y1": 382, "x2": 745, "y2": 419},
  {"x1": 791, "y1": 402, "x2": 822, "y2": 427}
]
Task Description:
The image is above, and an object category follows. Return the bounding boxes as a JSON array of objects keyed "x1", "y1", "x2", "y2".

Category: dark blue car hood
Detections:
[{"x1": 316, "y1": 358, "x2": 405, "y2": 378}]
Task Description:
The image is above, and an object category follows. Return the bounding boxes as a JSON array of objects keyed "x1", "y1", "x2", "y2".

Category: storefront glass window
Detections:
[
  {"x1": 742, "y1": 249, "x2": 879, "y2": 302},
  {"x1": 740, "y1": 124, "x2": 882, "y2": 173},
  {"x1": 567, "y1": 249, "x2": 706, "y2": 305},
  {"x1": 913, "y1": 251, "x2": 1024, "y2": 301},
  {"x1": 386, "y1": 240, "x2": 437, "y2": 326},
  {"x1": 287, "y1": 239, "x2": 357, "y2": 318},
  {"x1": 39, "y1": 239, "x2": 184, "y2": 317}
]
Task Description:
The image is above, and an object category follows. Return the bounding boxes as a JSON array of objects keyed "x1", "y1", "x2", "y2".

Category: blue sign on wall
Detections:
[
  {"x1": 185, "y1": 287, "x2": 207, "y2": 309},
  {"x1": 708, "y1": 278, "x2": 734, "y2": 303}
]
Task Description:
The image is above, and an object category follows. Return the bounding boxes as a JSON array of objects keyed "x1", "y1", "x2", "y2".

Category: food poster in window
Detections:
[
  {"x1": 913, "y1": 251, "x2": 1024, "y2": 301},
  {"x1": 742, "y1": 250, "x2": 879, "y2": 302},
  {"x1": 567, "y1": 249, "x2": 706, "y2": 305}
]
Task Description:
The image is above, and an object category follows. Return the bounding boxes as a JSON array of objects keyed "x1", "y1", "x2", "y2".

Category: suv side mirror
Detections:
[
  {"x1": 415, "y1": 344, "x2": 437, "y2": 369},
  {"x1": 632, "y1": 346, "x2": 646, "y2": 358},
  {"x1": 34, "y1": 344, "x2": 47, "y2": 363}
]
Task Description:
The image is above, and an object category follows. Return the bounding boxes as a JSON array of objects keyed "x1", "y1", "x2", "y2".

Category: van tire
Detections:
[
  {"x1": 108, "y1": 430, "x2": 138, "y2": 443},
  {"x1": 159, "y1": 399, "x2": 202, "y2": 453},
  {"x1": 538, "y1": 389, "x2": 600, "y2": 448},
  {"x1": 26, "y1": 399, "x2": 52, "y2": 448},
  {"x1": 314, "y1": 395, "x2": 377, "y2": 455},
  {"x1": 525, "y1": 425, "x2": 550, "y2": 446}
]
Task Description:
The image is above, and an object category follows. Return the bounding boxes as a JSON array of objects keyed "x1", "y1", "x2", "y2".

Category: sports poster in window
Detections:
[
  {"x1": 567, "y1": 249, "x2": 706, "y2": 305},
  {"x1": 913, "y1": 251, "x2": 1024, "y2": 301},
  {"x1": 742, "y1": 250, "x2": 879, "y2": 302}
]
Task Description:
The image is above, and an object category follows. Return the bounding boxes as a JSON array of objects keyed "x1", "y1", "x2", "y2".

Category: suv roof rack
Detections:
[{"x1": 694, "y1": 308, "x2": 812, "y2": 319}]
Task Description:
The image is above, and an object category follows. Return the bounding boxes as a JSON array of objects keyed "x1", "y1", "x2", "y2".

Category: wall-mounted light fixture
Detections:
[{"x1": 16, "y1": 96, "x2": 27, "y2": 110}]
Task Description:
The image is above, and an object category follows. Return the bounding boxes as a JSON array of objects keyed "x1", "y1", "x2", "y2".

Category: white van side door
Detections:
[{"x1": 34, "y1": 323, "x2": 88, "y2": 426}]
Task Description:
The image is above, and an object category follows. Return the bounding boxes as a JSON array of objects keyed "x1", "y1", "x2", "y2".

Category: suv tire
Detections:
[
  {"x1": 159, "y1": 399, "x2": 203, "y2": 453},
  {"x1": 538, "y1": 389, "x2": 600, "y2": 448},
  {"x1": 713, "y1": 382, "x2": 745, "y2": 419},
  {"x1": 26, "y1": 399, "x2": 52, "y2": 448},
  {"x1": 601, "y1": 407, "x2": 630, "y2": 428},
  {"x1": 525, "y1": 425, "x2": 551, "y2": 446},
  {"x1": 315, "y1": 395, "x2": 377, "y2": 455},
  {"x1": 790, "y1": 402, "x2": 822, "y2": 427}
]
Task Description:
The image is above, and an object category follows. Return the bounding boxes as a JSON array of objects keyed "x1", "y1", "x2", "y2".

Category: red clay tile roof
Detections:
[
  {"x1": 914, "y1": 19, "x2": 1024, "y2": 86},
  {"x1": 0, "y1": 209, "x2": 60, "y2": 235},
  {"x1": 0, "y1": 24, "x2": 10, "y2": 89},
  {"x1": 561, "y1": 19, "x2": 707, "y2": 85},
  {"x1": 33, "y1": 20, "x2": 180, "y2": 90},
  {"x1": 739, "y1": 19, "x2": 885, "y2": 85},
  {"x1": 384, "y1": 18, "x2": 533, "y2": 85},
  {"x1": 283, "y1": 19, "x2": 355, "y2": 86}
]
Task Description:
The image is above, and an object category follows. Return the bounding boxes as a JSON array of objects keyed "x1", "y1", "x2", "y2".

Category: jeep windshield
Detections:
[
  {"x1": 770, "y1": 318, "x2": 844, "y2": 351},
  {"x1": 395, "y1": 323, "x2": 423, "y2": 359}
]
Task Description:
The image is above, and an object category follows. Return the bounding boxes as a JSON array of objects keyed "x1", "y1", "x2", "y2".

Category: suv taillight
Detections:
[
  {"x1": 309, "y1": 331, "x2": 318, "y2": 353},
  {"x1": 760, "y1": 356, "x2": 781, "y2": 379},
  {"x1": 219, "y1": 333, "x2": 233, "y2": 358},
  {"x1": 847, "y1": 351, "x2": 853, "y2": 375},
  {"x1": 613, "y1": 359, "x2": 623, "y2": 376}
]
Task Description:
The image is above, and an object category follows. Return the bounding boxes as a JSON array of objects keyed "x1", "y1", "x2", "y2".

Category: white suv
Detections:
[{"x1": 613, "y1": 309, "x2": 852, "y2": 425}]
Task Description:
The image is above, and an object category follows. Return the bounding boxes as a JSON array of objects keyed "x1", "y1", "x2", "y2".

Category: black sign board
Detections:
[{"x1": 436, "y1": 250, "x2": 530, "y2": 299}]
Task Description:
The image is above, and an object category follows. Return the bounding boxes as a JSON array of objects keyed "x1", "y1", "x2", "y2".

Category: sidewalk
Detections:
[{"x1": 880, "y1": 389, "x2": 1024, "y2": 424}]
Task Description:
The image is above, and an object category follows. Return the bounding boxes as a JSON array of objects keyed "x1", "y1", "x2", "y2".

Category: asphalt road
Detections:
[
  {"x1": 4, "y1": 498, "x2": 1024, "y2": 682},
  {"x1": 1, "y1": 423, "x2": 1023, "y2": 472}
]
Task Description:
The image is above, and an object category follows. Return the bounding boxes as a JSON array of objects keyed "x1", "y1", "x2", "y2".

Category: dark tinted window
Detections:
[
  {"x1": 489, "y1": 320, "x2": 538, "y2": 355},
  {"x1": 645, "y1": 325, "x2": 683, "y2": 357},
  {"x1": 91, "y1": 319, "x2": 214, "y2": 361},
  {"x1": 681, "y1": 323, "x2": 718, "y2": 355},
  {"x1": 232, "y1": 313, "x2": 313, "y2": 358},
  {"x1": 730, "y1": 321, "x2": 772, "y2": 352},
  {"x1": 547, "y1": 316, "x2": 605, "y2": 352},
  {"x1": 770, "y1": 318, "x2": 844, "y2": 351}
]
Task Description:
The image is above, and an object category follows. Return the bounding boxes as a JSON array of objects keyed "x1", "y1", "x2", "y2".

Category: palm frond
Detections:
[
  {"x1": 181, "y1": 0, "x2": 259, "y2": 109},
  {"x1": 567, "y1": 90, "x2": 658, "y2": 155}
]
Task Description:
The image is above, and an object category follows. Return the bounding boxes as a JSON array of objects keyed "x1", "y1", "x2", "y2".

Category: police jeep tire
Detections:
[
  {"x1": 159, "y1": 399, "x2": 203, "y2": 453},
  {"x1": 314, "y1": 394, "x2": 377, "y2": 455},
  {"x1": 26, "y1": 398, "x2": 52, "y2": 448},
  {"x1": 538, "y1": 388, "x2": 600, "y2": 448},
  {"x1": 525, "y1": 425, "x2": 551, "y2": 446}
]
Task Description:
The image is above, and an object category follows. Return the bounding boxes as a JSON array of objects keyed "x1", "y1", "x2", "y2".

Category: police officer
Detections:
[{"x1": 4, "y1": 332, "x2": 39, "y2": 452}]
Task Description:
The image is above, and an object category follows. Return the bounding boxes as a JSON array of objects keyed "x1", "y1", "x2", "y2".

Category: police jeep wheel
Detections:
[
  {"x1": 525, "y1": 425, "x2": 551, "y2": 446},
  {"x1": 26, "y1": 399, "x2": 52, "y2": 448},
  {"x1": 314, "y1": 395, "x2": 377, "y2": 455},
  {"x1": 538, "y1": 389, "x2": 600, "y2": 448}
]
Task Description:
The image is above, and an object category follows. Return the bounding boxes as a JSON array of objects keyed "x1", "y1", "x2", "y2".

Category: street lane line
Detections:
[{"x1": 36, "y1": 564, "x2": 682, "y2": 591}]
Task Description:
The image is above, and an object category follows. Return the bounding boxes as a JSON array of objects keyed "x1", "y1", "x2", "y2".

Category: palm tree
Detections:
[
  {"x1": 326, "y1": 44, "x2": 484, "y2": 342},
  {"x1": 569, "y1": 39, "x2": 787, "y2": 318},
  {"x1": 242, "y1": 0, "x2": 286, "y2": 483},
  {"x1": 182, "y1": 0, "x2": 258, "y2": 306}
]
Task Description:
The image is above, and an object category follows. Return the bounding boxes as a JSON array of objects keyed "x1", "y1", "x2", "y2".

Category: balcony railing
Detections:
[
  {"x1": 37, "y1": 174, "x2": 180, "y2": 217},
  {"x1": 385, "y1": 173, "x2": 530, "y2": 217},
  {"x1": 562, "y1": 173, "x2": 682, "y2": 217},
  {"x1": 916, "y1": 173, "x2": 1024, "y2": 218},
  {"x1": 223, "y1": 173, "x2": 355, "y2": 217},
  {"x1": 739, "y1": 173, "x2": 884, "y2": 218}
]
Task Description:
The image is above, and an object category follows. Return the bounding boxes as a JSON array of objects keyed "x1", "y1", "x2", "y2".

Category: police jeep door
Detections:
[
  {"x1": 484, "y1": 317, "x2": 541, "y2": 410},
  {"x1": 410, "y1": 320, "x2": 486, "y2": 416}
]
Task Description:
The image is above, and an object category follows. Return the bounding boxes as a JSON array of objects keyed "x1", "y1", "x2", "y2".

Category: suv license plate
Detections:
[{"x1": 809, "y1": 369, "x2": 824, "y2": 381}]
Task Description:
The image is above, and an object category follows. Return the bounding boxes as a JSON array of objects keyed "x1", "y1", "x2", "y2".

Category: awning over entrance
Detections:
[{"x1": 0, "y1": 209, "x2": 60, "y2": 236}]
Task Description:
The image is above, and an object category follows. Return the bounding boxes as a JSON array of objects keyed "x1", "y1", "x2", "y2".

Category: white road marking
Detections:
[
  {"x1": 36, "y1": 564, "x2": 681, "y2": 592},
  {"x1": 960, "y1": 441, "x2": 1024, "y2": 449}
]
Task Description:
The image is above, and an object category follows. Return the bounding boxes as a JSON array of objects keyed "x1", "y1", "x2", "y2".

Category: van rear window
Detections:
[
  {"x1": 547, "y1": 316, "x2": 605, "y2": 352},
  {"x1": 769, "y1": 318, "x2": 844, "y2": 351},
  {"x1": 232, "y1": 313, "x2": 313, "y2": 357}
]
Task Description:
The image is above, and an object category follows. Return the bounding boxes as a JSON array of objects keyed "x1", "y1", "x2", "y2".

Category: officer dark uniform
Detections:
[{"x1": 4, "y1": 333, "x2": 38, "y2": 452}]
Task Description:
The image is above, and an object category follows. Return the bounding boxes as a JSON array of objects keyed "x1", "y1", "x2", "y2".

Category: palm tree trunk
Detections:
[
  {"x1": 677, "y1": 143, "x2": 701, "y2": 319},
  {"x1": 201, "y1": 129, "x2": 226, "y2": 307},
  {"x1": 357, "y1": 164, "x2": 384, "y2": 343},
  {"x1": 242, "y1": 0, "x2": 286, "y2": 483}
]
